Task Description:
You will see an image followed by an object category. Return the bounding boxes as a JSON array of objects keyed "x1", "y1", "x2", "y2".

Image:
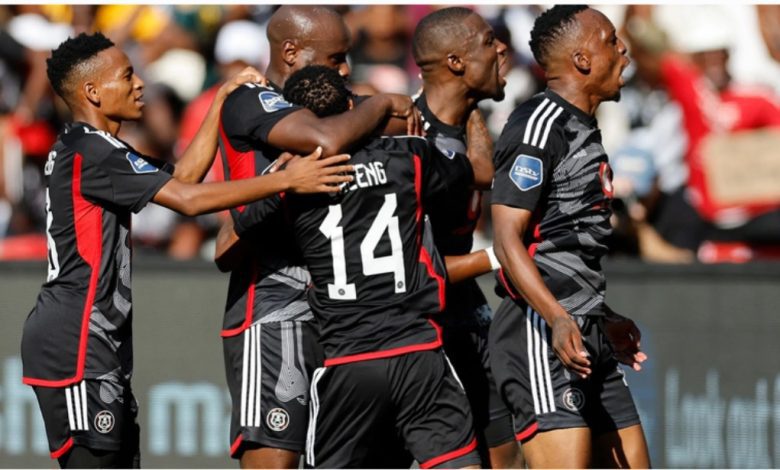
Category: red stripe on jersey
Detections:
[
  {"x1": 515, "y1": 422, "x2": 539, "y2": 442},
  {"x1": 218, "y1": 119, "x2": 256, "y2": 212},
  {"x1": 220, "y1": 267, "x2": 257, "y2": 337},
  {"x1": 323, "y1": 319, "x2": 443, "y2": 367},
  {"x1": 419, "y1": 246, "x2": 446, "y2": 311},
  {"x1": 50, "y1": 437, "x2": 74, "y2": 459},
  {"x1": 72, "y1": 153, "x2": 103, "y2": 384},
  {"x1": 25, "y1": 154, "x2": 103, "y2": 387},
  {"x1": 498, "y1": 268, "x2": 520, "y2": 300},
  {"x1": 528, "y1": 242, "x2": 539, "y2": 257},
  {"x1": 229, "y1": 435, "x2": 243, "y2": 457},
  {"x1": 413, "y1": 153, "x2": 423, "y2": 243},
  {"x1": 419, "y1": 437, "x2": 478, "y2": 469}
]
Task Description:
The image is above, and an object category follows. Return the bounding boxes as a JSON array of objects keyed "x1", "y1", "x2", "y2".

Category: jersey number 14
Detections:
[{"x1": 319, "y1": 193, "x2": 406, "y2": 300}]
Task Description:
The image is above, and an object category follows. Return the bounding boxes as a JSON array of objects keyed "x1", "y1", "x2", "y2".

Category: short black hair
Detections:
[
  {"x1": 47, "y1": 32, "x2": 114, "y2": 99},
  {"x1": 283, "y1": 65, "x2": 351, "y2": 118},
  {"x1": 412, "y1": 7, "x2": 474, "y2": 66},
  {"x1": 529, "y1": 5, "x2": 588, "y2": 68}
]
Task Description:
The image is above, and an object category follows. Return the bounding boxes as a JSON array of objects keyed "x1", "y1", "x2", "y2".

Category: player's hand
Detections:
[
  {"x1": 220, "y1": 66, "x2": 268, "y2": 97},
  {"x1": 385, "y1": 94, "x2": 422, "y2": 136},
  {"x1": 601, "y1": 313, "x2": 647, "y2": 371},
  {"x1": 282, "y1": 146, "x2": 354, "y2": 194},
  {"x1": 551, "y1": 315, "x2": 591, "y2": 379}
]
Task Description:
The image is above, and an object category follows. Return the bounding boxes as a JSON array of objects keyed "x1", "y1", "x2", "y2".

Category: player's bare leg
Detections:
[
  {"x1": 521, "y1": 427, "x2": 591, "y2": 468},
  {"x1": 592, "y1": 424, "x2": 651, "y2": 469},
  {"x1": 489, "y1": 440, "x2": 524, "y2": 469},
  {"x1": 240, "y1": 447, "x2": 299, "y2": 469}
]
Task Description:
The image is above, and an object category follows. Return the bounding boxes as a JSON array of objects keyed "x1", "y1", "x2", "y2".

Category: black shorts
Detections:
[
  {"x1": 32, "y1": 378, "x2": 140, "y2": 462},
  {"x1": 223, "y1": 320, "x2": 323, "y2": 457},
  {"x1": 489, "y1": 299, "x2": 641, "y2": 441},
  {"x1": 441, "y1": 304, "x2": 514, "y2": 449},
  {"x1": 306, "y1": 349, "x2": 480, "y2": 469}
]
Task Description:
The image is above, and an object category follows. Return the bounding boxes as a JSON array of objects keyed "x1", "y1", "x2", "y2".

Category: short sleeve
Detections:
[
  {"x1": 86, "y1": 148, "x2": 173, "y2": 213},
  {"x1": 491, "y1": 135, "x2": 551, "y2": 211},
  {"x1": 222, "y1": 85, "x2": 304, "y2": 148}
]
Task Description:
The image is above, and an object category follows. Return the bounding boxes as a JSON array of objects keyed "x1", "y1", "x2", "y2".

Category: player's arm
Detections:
[
  {"x1": 492, "y1": 205, "x2": 591, "y2": 378},
  {"x1": 173, "y1": 67, "x2": 266, "y2": 183},
  {"x1": 267, "y1": 93, "x2": 421, "y2": 155},
  {"x1": 443, "y1": 247, "x2": 501, "y2": 284},
  {"x1": 465, "y1": 107, "x2": 494, "y2": 189},
  {"x1": 599, "y1": 305, "x2": 647, "y2": 371},
  {"x1": 154, "y1": 147, "x2": 352, "y2": 216}
]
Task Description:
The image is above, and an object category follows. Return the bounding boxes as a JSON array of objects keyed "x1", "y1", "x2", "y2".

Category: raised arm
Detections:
[
  {"x1": 267, "y1": 93, "x2": 420, "y2": 155},
  {"x1": 154, "y1": 147, "x2": 352, "y2": 216},
  {"x1": 173, "y1": 67, "x2": 266, "y2": 183},
  {"x1": 492, "y1": 204, "x2": 592, "y2": 378}
]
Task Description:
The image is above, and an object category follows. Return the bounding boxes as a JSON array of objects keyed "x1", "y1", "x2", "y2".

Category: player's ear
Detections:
[
  {"x1": 83, "y1": 81, "x2": 101, "y2": 106},
  {"x1": 446, "y1": 53, "x2": 465, "y2": 75},
  {"x1": 281, "y1": 39, "x2": 299, "y2": 67},
  {"x1": 573, "y1": 49, "x2": 591, "y2": 74}
]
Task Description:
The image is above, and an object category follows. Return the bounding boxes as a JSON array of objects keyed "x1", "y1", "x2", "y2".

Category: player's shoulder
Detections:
[
  {"x1": 224, "y1": 82, "x2": 295, "y2": 115},
  {"x1": 501, "y1": 91, "x2": 568, "y2": 152},
  {"x1": 61, "y1": 123, "x2": 129, "y2": 162},
  {"x1": 375, "y1": 134, "x2": 430, "y2": 154}
]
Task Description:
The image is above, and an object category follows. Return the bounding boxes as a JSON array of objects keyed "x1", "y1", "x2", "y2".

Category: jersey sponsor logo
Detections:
[
  {"x1": 266, "y1": 407, "x2": 290, "y2": 432},
  {"x1": 94, "y1": 410, "x2": 115, "y2": 434},
  {"x1": 509, "y1": 154, "x2": 543, "y2": 191},
  {"x1": 126, "y1": 152, "x2": 158, "y2": 174},
  {"x1": 258, "y1": 91, "x2": 293, "y2": 113},
  {"x1": 561, "y1": 387, "x2": 585, "y2": 412},
  {"x1": 443, "y1": 149, "x2": 457, "y2": 160}
]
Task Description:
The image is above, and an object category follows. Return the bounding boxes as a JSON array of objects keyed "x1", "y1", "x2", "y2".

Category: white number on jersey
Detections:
[
  {"x1": 45, "y1": 189, "x2": 60, "y2": 281},
  {"x1": 319, "y1": 193, "x2": 406, "y2": 300}
]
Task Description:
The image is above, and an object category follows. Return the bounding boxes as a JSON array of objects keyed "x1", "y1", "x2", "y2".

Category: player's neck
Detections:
[
  {"x1": 264, "y1": 65, "x2": 286, "y2": 90},
  {"x1": 547, "y1": 78, "x2": 601, "y2": 117},
  {"x1": 424, "y1": 81, "x2": 473, "y2": 127},
  {"x1": 72, "y1": 108, "x2": 122, "y2": 136}
]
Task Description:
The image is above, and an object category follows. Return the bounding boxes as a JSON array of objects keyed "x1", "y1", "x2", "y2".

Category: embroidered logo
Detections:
[
  {"x1": 561, "y1": 388, "x2": 586, "y2": 412},
  {"x1": 126, "y1": 152, "x2": 158, "y2": 174},
  {"x1": 266, "y1": 408, "x2": 290, "y2": 432},
  {"x1": 94, "y1": 410, "x2": 115, "y2": 434},
  {"x1": 509, "y1": 154, "x2": 543, "y2": 191}
]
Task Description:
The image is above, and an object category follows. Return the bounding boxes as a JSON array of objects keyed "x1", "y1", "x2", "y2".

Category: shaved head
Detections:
[
  {"x1": 412, "y1": 7, "x2": 475, "y2": 68},
  {"x1": 267, "y1": 6, "x2": 346, "y2": 48}
]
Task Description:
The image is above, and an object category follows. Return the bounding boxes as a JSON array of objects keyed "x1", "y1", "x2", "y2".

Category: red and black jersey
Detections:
[
  {"x1": 270, "y1": 136, "x2": 465, "y2": 365},
  {"x1": 21, "y1": 122, "x2": 173, "y2": 387},
  {"x1": 491, "y1": 89, "x2": 613, "y2": 316},
  {"x1": 416, "y1": 93, "x2": 489, "y2": 329},
  {"x1": 218, "y1": 82, "x2": 313, "y2": 337}
]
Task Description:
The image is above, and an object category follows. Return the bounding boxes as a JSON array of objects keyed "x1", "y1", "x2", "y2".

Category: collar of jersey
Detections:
[
  {"x1": 543, "y1": 88, "x2": 598, "y2": 128},
  {"x1": 415, "y1": 92, "x2": 465, "y2": 138}
]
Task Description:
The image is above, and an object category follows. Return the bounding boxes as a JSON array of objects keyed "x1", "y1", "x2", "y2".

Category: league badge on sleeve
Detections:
[
  {"x1": 126, "y1": 152, "x2": 158, "y2": 174},
  {"x1": 509, "y1": 154, "x2": 543, "y2": 191},
  {"x1": 258, "y1": 91, "x2": 293, "y2": 113}
]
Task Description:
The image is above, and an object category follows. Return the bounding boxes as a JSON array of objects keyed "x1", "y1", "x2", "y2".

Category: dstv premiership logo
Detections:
[
  {"x1": 94, "y1": 410, "x2": 115, "y2": 434},
  {"x1": 266, "y1": 408, "x2": 290, "y2": 432},
  {"x1": 562, "y1": 388, "x2": 585, "y2": 412}
]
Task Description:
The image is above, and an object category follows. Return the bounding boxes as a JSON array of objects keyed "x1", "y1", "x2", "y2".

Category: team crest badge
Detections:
[
  {"x1": 95, "y1": 410, "x2": 115, "y2": 434},
  {"x1": 266, "y1": 408, "x2": 290, "y2": 432},
  {"x1": 509, "y1": 154, "x2": 543, "y2": 191},
  {"x1": 258, "y1": 91, "x2": 293, "y2": 113},
  {"x1": 561, "y1": 388, "x2": 586, "y2": 412},
  {"x1": 126, "y1": 152, "x2": 158, "y2": 174}
]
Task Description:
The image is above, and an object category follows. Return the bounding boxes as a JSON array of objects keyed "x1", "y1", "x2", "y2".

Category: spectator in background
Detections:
[
  {"x1": 628, "y1": 6, "x2": 780, "y2": 261},
  {"x1": 167, "y1": 19, "x2": 269, "y2": 259}
]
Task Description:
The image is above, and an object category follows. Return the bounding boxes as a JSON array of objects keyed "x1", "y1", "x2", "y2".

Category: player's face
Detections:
[
  {"x1": 94, "y1": 47, "x2": 145, "y2": 121},
  {"x1": 463, "y1": 14, "x2": 507, "y2": 101},
  {"x1": 298, "y1": 20, "x2": 352, "y2": 79},
  {"x1": 581, "y1": 9, "x2": 629, "y2": 102}
]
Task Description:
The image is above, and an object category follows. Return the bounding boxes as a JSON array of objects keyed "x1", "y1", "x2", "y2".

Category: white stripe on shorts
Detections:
[
  {"x1": 66, "y1": 382, "x2": 88, "y2": 431},
  {"x1": 528, "y1": 309, "x2": 556, "y2": 415},
  {"x1": 306, "y1": 367, "x2": 327, "y2": 467}
]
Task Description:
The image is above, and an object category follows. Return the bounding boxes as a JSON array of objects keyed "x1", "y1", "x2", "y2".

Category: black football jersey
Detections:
[
  {"x1": 218, "y1": 82, "x2": 313, "y2": 337},
  {"x1": 491, "y1": 89, "x2": 614, "y2": 316},
  {"x1": 251, "y1": 136, "x2": 463, "y2": 365},
  {"x1": 416, "y1": 93, "x2": 490, "y2": 328},
  {"x1": 21, "y1": 122, "x2": 173, "y2": 386}
]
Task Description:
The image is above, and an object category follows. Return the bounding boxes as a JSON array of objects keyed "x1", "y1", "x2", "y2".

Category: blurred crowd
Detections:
[{"x1": 1, "y1": 4, "x2": 780, "y2": 263}]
